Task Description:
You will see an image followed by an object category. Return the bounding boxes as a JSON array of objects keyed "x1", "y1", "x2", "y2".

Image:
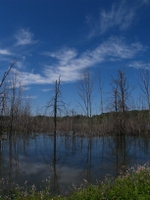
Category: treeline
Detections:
[
  {"x1": 1, "y1": 109, "x2": 150, "y2": 136},
  {"x1": 1, "y1": 63, "x2": 150, "y2": 136},
  {"x1": 30, "y1": 110, "x2": 150, "y2": 135}
]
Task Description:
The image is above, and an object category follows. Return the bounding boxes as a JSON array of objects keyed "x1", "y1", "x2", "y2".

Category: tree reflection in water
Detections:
[{"x1": 0, "y1": 134, "x2": 150, "y2": 193}]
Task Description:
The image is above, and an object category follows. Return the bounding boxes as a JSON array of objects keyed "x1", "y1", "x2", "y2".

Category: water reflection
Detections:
[{"x1": 0, "y1": 134, "x2": 150, "y2": 193}]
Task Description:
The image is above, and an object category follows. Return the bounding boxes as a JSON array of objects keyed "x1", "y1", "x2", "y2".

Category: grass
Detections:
[{"x1": 1, "y1": 163, "x2": 150, "y2": 199}]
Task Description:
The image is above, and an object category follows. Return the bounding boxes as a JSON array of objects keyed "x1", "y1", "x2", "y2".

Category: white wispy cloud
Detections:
[
  {"x1": 42, "y1": 89, "x2": 52, "y2": 92},
  {"x1": 43, "y1": 48, "x2": 77, "y2": 62},
  {"x1": 41, "y1": 37, "x2": 147, "y2": 83},
  {"x1": 15, "y1": 56, "x2": 26, "y2": 69},
  {"x1": 22, "y1": 86, "x2": 31, "y2": 91},
  {"x1": 129, "y1": 61, "x2": 150, "y2": 69},
  {"x1": 87, "y1": 2, "x2": 134, "y2": 37},
  {"x1": 0, "y1": 29, "x2": 36, "y2": 66},
  {"x1": 101, "y1": 3, "x2": 134, "y2": 32},
  {"x1": 15, "y1": 28, "x2": 37, "y2": 46},
  {"x1": 0, "y1": 48, "x2": 12, "y2": 55},
  {"x1": 12, "y1": 69, "x2": 47, "y2": 85},
  {"x1": 11, "y1": 37, "x2": 146, "y2": 86},
  {"x1": 87, "y1": 0, "x2": 149, "y2": 38}
]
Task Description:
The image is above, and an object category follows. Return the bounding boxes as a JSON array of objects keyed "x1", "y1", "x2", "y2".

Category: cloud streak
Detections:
[
  {"x1": 15, "y1": 29, "x2": 37, "y2": 46},
  {"x1": 129, "y1": 61, "x2": 150, "y2": 69},
  {"x1": 0, "y1": 48, "x2": 12, "y2": 55},
  {"x1": 87, "y1": 0, "x2": 150, "y2": 38},
  {"x1": 14, "y1": 37, "x2": 146, "y2": 86}
]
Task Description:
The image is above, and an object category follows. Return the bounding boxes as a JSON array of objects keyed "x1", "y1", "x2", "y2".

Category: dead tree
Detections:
[
  {"x1": 0, "y1": 62, "x2": 16, "y2": 133},
  {"x1": 112, "y1": 70, "x2": 129, "y2": 113},
  {"x1": 111, "y1": 70, "x2": 131, "y2": 135},
  {"x1": 96, "y1": 71, "x2": 104, "y2": 115},
  {"x1": 114, "y1": 88, "x2": 118, "y2": 113},
  {"x1": 77, "y1": 69, "x2": 94, "y2": 117},
  {"x1": 47, "y1": 76, "x2": 65, "y2": 134},
  {"x1": 0, "y1": 62, "x2": 16, "y2": 89},
  {"x1": 77, "y1": 69, "x2": 94, "y2": 134},
  {"x1": 138, "y1": 67, "x2": 150, "y2": 111},
  {"x1": 54, "y1": 77, "x2": 60, "y2": 133},
  {"x1": 46, "y1": 76, "x2": 65, "y2": 192}
]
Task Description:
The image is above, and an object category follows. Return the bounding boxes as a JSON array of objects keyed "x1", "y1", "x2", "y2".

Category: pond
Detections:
[{"x1": 0, "y1": 133, "x2": 150, "y2": 193}]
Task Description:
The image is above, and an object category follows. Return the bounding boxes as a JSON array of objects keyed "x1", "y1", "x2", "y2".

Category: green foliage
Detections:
[
  {"x1": 1, "y1": 164, "x2": 150, "y2": 199},
  {"x1": 48, "y1": 163, "x2": 150, "y2": 200}
]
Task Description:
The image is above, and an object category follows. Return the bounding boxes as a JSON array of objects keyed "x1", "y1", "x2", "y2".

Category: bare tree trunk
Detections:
[
  {"x1": 110, "y1": 70, "x2": 131, "y2": 135},
  {"x1": 47, "y1": 76, "x2": 65, "y2": 133},
  {"x1": 47, "y1": 76, "x2": 62, "y2": 193},
  {"x1": 96, "y1": 72, "x2": 104, "y2": 115},
  {"x1": 0, "y1": 62, "x2": 16, "y2": 134},
  {"x1": 53, "y1": 77, "x2": 61, "y2": 134},
  {"x1": 114, "y1": 88, "x2": 118, "y2": 113},
  {"x1": 138, "y1": 68, "x2": 150, "y2": 111},
  {"x1": 8, "y1": 72, "x2": 21, "y2": 134},
  {"x1": 77, "y1": 69, "x2": 94, "y2": 134}
]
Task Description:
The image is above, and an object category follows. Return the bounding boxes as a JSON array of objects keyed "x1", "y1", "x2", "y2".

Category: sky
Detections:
[{"x1": 0, "y1": 0, "x2": 150, "y2": 115}]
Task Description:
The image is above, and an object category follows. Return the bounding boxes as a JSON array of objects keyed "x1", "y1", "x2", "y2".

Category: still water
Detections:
[{"x1": 0, "y1": 133, "x2": 150, "y2": 193}]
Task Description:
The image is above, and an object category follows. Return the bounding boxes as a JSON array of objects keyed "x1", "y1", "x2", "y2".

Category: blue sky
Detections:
[{"x1": 0, "y1": 0, "x2": 150, "y2": 115}]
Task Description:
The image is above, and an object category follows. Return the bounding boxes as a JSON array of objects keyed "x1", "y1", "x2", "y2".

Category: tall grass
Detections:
[{"x1": 1, "y1": 163, "x2": 150, "y2": 199}]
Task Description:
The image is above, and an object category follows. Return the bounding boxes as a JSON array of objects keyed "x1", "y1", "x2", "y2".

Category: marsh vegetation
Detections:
[{"x1": 1, "y1": 63, "x2": 150, "y2": 198}]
